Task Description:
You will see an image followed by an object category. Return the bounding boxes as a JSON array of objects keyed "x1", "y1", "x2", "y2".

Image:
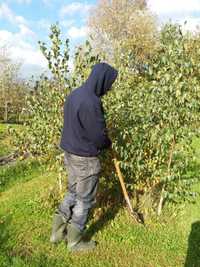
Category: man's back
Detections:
[{"x1": 60, "y1": 62, "x2": 118, "y2": 157}]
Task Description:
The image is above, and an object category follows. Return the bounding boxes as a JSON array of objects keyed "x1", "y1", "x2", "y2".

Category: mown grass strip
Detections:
[{"x1": 0, "y1": 166, "x2": 197, "y2": 267}]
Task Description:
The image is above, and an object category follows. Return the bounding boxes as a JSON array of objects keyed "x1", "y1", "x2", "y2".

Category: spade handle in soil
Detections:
[{"x1": 113, "y1": 158, "x2": 144, "y2": 224}]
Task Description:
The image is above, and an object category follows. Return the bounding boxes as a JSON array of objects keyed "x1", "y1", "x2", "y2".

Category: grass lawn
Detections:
[{"x1": 0, "y1": 126, "x2": 200, "y2": 267}]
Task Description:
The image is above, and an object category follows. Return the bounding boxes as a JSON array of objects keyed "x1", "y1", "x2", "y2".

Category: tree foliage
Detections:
[
  {"x1": 103, "y1": 24, "x2": 200, "y2": 215},
  {"x1": 13, "y1": 23, "x2": 200, "y2": 217},
  {"x1": 12, "y1": 24, "x2": 100, "y2": 158},
  {"x1": 88, "y1": 0, "x2": 158, "y2": 64},
  {"x1": 0, "y1": 47, "x2": 27, "y2": 123}
]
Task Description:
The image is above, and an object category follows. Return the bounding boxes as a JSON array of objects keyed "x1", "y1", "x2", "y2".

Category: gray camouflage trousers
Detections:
[{"x1": 58, "y1": 151, "x2": 101, "y2": 231}]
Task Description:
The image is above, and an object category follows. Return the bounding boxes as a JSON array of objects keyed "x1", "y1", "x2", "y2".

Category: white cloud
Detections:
[
  {"x1": 0, "y1": 3, "x2": 37, "y2": 41},
  {"x1": 0, "y1": 2, "x2": 35, "y2": 39},
  {"x1": 148, "y1": 0, "x2": 200, "y2": 32},
  {"x1": 0, "y1": 3, "x2": 28, "y2": 25},
  {"x1": 0, "y1": 30, "x2": 48, "y2": 78},
  {"x1": 67, "y1": 26, "x2": 88, "y2": 39},
  {"x1": 0, "y1": 3, "x2": 35, "y2": 40},
  {"x1": 0, "y1": 30, "x2": 45, "y2": 68},
  {"x1": 0, "y1": 2, "x2": 89, "y2": 78},
  {"x1": 18, "y1": 24, "x2": 35, "y2": 37},
  {"x1": 60, "y1": 2, "x2": 93, "y2": 17},
  {"x1": 148, "y1": 0, "x2": 200, "y2": 15},
  {"x1": 179, "y1": 17, "x2": 200, "y2": 32},
  {"x1": 61, "y1": 19, "x2": 75, "y2": 28}
]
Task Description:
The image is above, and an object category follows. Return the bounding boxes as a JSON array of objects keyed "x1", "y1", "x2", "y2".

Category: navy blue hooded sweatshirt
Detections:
[{"x1": 60, "y1": 62, "x2": 118, "y2": 157}]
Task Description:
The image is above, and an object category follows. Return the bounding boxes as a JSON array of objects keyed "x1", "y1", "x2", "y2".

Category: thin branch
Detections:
[{"x1": 157, "y1": 135, "x2": 176, "y2": 215}]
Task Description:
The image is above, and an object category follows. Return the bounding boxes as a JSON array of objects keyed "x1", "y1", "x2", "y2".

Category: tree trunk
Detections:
[{"x1": 4, "y1": 100, "x2": 8, "y2": 123}]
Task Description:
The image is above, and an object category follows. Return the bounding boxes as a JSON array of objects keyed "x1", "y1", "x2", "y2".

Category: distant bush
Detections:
[{"x1": 0, "y1": 48, "x2": 27, "y2": 123}]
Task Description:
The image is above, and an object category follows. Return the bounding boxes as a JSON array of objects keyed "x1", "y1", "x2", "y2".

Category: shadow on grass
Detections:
[
  {"x1": 85, "y1": 178, "x2": 123, "y2": 240},
  {"x1": 184, "y1": 221, "x2": 200, "y2": 267},
  {"x1": 0, "y1": 213, "x2": 57, "y2": 267},
  {"x1": 0, "y1": 160, "x2": 42, "y2": 193}
]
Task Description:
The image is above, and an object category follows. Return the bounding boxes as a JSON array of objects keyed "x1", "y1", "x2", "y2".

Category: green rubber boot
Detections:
[
  {"x1": 50, "y1": 211, "x2": 67, "y2": 244},
  {"x1": 67, "y1": 223, "x2": 96, "y2": 252}
]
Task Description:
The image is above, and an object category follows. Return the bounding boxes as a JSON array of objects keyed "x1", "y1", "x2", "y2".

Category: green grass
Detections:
[
  {"x1": 0, "y1": 159, "x2": 43, "y2": 193},
  {"x1": 0, "y1": 162, "x2": 200, "y2": 267},
  {"x1": 0, "y1": 134, "x2": 200, "y2": 266}
]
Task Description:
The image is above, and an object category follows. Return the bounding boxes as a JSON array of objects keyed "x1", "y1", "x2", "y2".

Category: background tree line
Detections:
[{"x1": 0, "y1": 46, "x2": 27, "y2": 123}]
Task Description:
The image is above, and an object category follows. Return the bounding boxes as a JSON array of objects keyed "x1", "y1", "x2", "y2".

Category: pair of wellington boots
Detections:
[{"x1": 50, "y1": 211, "x2": 96, "y2": 252}]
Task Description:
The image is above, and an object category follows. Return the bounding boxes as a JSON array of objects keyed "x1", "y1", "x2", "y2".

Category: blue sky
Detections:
[{"x1": 0, "y1": 0, "x2": 200, "y2": 79}]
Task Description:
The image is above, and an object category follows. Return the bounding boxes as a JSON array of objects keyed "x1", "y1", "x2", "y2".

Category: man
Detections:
[{"x1": 50, "y1": 62, "x2": 118, "y2": 252}]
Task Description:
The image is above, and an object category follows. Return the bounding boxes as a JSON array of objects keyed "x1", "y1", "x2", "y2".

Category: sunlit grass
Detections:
[{"x1": 0, "y1": 126, "x2": 200, "y2": 266}]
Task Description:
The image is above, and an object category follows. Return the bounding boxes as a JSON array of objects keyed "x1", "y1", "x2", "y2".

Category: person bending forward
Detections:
[{"x1": 50, "y1": 62, "x2": 118, "y2": 252}]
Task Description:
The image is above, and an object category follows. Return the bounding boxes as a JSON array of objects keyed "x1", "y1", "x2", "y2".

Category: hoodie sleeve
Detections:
[{"x1": 78, "y1": 102, "x2": 112, "y2": 150}]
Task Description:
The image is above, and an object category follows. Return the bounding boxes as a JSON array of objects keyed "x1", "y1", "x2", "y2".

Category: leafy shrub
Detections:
[
  {"x1": 103, "y1": 24, "x2": 200, "y2": 214},
  {"x1": 14, "y1": 23, "x2": 200, "y2": 216},
  {"x1": 12, "y1": 24, "x2": 100, "y2": 159}
]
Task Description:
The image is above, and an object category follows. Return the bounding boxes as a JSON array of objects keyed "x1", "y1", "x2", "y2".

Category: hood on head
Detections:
[{"x1": 85, "y1": 62, "x2": 118, "y2": 97}]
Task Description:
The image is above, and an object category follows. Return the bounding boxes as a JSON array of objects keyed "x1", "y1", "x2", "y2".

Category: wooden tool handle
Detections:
[
  {"x1": 113, "y1": 158, "x2": 134, "y2": 214},
  {"x1": 112, "y1": 153, "x2": 145, "y2": 225}
]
